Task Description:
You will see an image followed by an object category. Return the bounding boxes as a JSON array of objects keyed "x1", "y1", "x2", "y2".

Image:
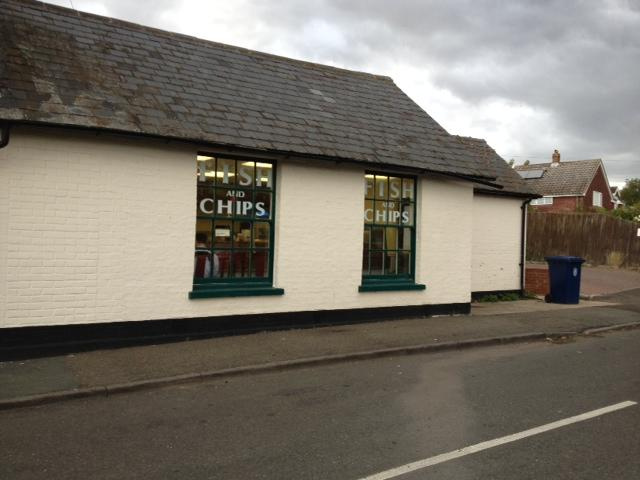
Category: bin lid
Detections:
[{"x1": 544, "y1": 256, "x2": 585, "y2": 263}]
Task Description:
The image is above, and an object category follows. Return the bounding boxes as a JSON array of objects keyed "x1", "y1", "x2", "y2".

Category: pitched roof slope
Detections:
[
  {"x1": 453, "y1": 136, "x2": 536, "y2": 197},
  {"x1": 514, "y1": 159, "x2": 603, "y2": 196},
  {"x1": 0, "y1": 0, "x2": 490, "y2": 179}
]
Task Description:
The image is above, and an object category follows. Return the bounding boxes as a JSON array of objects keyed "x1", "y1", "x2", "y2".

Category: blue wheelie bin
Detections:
[{"x1": 545, "y1": 256, "x2": 585, "y2": 304}]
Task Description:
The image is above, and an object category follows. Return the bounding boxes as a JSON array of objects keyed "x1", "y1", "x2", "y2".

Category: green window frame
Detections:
[
  {"x1": 360, "y1": 172, "x2": 425, "y2": 292},
  {"x1": 190, "y1": 153, "x2": 283, "y2": 299}
]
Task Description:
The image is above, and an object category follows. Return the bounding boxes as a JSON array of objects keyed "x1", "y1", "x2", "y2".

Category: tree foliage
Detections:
[
  {"x1": 610, "y1": 203, "x2": 640, "y2": 222},
  {"x1": 619, "y1": 178, "x2": 640, "y2": 206}
]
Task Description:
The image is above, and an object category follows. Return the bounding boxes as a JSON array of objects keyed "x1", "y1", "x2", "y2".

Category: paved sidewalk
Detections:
[
  {"x1": 1, "y1": 292, "x2": 640, "y2": 407},
  {"x1": 527, "y1": 262, "x2": 640, "y2": 297},
  {"x1": 581, "y1": 266, "x2": 640, "y2": 296}
]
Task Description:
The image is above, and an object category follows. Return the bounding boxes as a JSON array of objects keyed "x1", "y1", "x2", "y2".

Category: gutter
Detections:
[
  {"x1": 0, "y1": 122, "x2": 10, "y2": 149},
  {"x1": 520, "y1": 197, "x2": 533, "y2": 294}
]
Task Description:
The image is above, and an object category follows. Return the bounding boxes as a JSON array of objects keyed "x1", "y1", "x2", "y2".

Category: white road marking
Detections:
[{"x1": 358, "y1": 400, "x2": 637, "y2": 480}]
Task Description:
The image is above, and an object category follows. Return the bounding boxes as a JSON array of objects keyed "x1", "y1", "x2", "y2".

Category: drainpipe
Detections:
[
  {"x1": 520, "y1": 198, "x2": 532, "y2": 296},
  {"x1": 0, "y1": 122, "x2": 10, "y2": 149}
]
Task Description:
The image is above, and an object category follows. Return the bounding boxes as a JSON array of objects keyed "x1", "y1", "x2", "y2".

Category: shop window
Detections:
[
  {"x1": 190, "y1": 154, "x2": 283, "y2": 298},
  {"x1": 360, "y1": 172, "x2": 425, "y2": 292}
]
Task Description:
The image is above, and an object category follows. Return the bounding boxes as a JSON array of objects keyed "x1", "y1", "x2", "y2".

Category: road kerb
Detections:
[
  {"x1": 1, "y1": 328, "x2": 635, "y2": 411},
  {"x1": 581, "y1": 321, "x2": 640, "y2": 335}
]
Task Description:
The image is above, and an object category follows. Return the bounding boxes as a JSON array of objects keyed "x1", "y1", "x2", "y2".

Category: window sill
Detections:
[
  {"x1": 189, "y1": 286, "x2": 285, "y2": 299},
  {"x1": 358, "y1": 281, "x2": 426, "y2": 293}
]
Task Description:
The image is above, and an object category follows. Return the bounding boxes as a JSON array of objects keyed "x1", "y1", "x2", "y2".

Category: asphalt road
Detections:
[{"x1": 1, "y1": 329, "x2": 639, "y2": 480}]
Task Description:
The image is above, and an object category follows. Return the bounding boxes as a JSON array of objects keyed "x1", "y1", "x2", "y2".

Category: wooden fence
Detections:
[{"x1": 526, "y1": 212, "x2": 640, "y2": 267}]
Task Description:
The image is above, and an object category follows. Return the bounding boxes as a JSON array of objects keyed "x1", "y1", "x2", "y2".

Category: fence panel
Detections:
[{"x1": 526, "y1": 212, "x2": 640, "y2": 267}]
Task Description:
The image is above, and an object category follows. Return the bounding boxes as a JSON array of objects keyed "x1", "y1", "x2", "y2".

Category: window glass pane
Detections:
[
  {"x1": 386, "y1": 201, "x2": 402, "y2": 225},
  {"x1": 389, "y1": 177, "x2": 402, "y2": 200},
  {"x1": 194, "y1": 251, "x2": 212, "y2": 278},
  {"x1": 402, "y1": 178, "x2": 415, "y2": 201},
  {"x1": 195, "y1": 219, "x2": 212, "y2": 247},
  {"x1": 364, "y1": 199, "x2": 374, "y2": 224},
  {"x1": 255, "y1": 191, "x2": 272, "y2": 219},
  {"x1": 237, "y1": 161, "x2": 254, "y2": 188},
  {"x1": 401, "y1": 203, "x2": 414, "y2": 226},
  {"x1": 197, "y1": 186, "x2": 215, "y2": 217},
  {"x1": 385, "y1": 252, "x2": 398, "y2": 275},
  {"x1": 213, "y1": 220, "x2": 232, "y2": 248},
  {"x1": 375, "y1": 175, "x2": 388, "y2": 200},
  {"x1": 370, "y1": 251, "x2": 384, "y2": 275},
  {"x1": 197, "y1": 155, "x2": 216, "y2": 184},
  {"x1": 371, "y1": 227, "x2": 384, "y2": 250},
  {"x1": 232, "y1": 250, "x2": 251, "y2": 278},
  {"x1": 398, "y1": 251, "x2": 411, "y2": 275},
  {"x1": 234, "y1": 221, "x2": 252, "y2": 248},
  {"x1": 255, "y1": 162, "x2": 273, "y2": 189},
  {"x1": 364, "y1": 175, "x2": 375, "y2": 199},
  {"x1": 399, "y1": 227, "x2": 412, "y2": 250},
  {"x1": 363, "y1": 227, "x2": 371, "y2": 250},
  {"x1": 233, "y1": 190, "x2": 253, "y2": 218},
  {"x1": 252, "y1": 251, "x2": 269, "y2": 278},
  {"x1": 215, "y1": 251, "x2": 231, "y2": 278},
  {"x1": 363, "y1": 228, "x2": 371, "y2": 274},
  {"x1": 217, "y1": 158, "x2": 236, "y2": 186},
  {"x1": 194, "y1": 220, "x2": 212, "y2": 278},
  {"x1": 253, "y1": 222, "x2": 270, "y2": 249},
  {"x1": 385, "y1": 227, "x2": 398, "y2": 250},
  {"x1": 214, "y1": 188, "x2": 234, "y2": 217}
]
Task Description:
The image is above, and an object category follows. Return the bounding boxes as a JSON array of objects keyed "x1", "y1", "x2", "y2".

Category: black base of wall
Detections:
[
  {"x1": 471, "y1": 289, "x2": 522, "y2": 302},
  {"x1": 0, "y1": 303, "x2": 470, "y2": 360}
]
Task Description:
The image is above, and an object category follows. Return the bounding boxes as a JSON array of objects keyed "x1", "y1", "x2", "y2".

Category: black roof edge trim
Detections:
[
  {"x1": 435, "y1": 170, "x2": 501, "y2": 189},
  {"x1": 9, "y1": 120, "x2": 497, "y2": 181},
  {"x1": 474, "y1": 188, "x2": 540, "y2": 199}
]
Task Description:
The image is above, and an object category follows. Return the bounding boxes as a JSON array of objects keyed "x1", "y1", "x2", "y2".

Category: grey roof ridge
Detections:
[
  {"x1": 514, "y1": 158, "x2": 602, "y2": 168},
  {"x1": 27, "y1": 0, "x2": 393, "y2": 83}
]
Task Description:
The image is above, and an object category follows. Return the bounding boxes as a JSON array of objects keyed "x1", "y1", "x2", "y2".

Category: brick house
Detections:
[
  {"x1": 514, "y1": 150, "x2": 615, "y2": 212},
  {"x1": 0, "y1": 0, "x2": 536, "y2": 349}
]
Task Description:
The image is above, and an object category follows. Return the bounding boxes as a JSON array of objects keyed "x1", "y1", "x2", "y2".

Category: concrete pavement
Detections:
[
  {"x1": 1, "y1": 290, "x2": 640, "y2": 409},
  {"x1": 580, "y1": 266, "x2": 640, "y2": 297}
]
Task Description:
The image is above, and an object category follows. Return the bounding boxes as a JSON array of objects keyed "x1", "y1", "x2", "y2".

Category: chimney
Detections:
[{"x1": 551, "y1": 149, "x2": 561, "y2": 166}]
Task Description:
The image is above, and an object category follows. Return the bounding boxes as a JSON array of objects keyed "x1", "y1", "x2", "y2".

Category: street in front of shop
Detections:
[{"x1": 1, "y1": 298, "x2": 640, "y2": 479}]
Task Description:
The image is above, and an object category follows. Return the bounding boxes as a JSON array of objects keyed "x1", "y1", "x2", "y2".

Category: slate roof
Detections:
[
  {"x1": 514, "y1": 159, "x2": 603, "y2": 196},
  {"x1": 453, "y1": 136, "x2": 536, "y2": 197},
  {"x1": 0, "y1": 0, "x2": 493, "y2": 180}
]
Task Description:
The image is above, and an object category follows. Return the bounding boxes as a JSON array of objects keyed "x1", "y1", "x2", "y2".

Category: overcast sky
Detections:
[{"x1": 45, "y1": 0, "x2": 639, "y2": 186}]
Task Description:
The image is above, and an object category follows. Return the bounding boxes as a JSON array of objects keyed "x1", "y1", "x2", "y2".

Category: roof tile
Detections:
[{"x1": 514, "y1": 159, "x2": 603, "y2": 196}]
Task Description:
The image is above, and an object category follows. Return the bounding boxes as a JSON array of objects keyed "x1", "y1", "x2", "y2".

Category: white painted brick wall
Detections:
[
  {"x1": 471, "y1": 195, "x2": 523, "y2": 292},
  {"x1": 1, "y1": 126, "x2": 474, "y2": 327}
]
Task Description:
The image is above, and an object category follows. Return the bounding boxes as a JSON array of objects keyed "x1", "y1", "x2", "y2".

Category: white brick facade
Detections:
[
  {"x1": 1, "y1": 126, "x2": 476, "y2": 328},
  {"x1": 471, "y1": 195, "x2": 523, "y2": 292}
]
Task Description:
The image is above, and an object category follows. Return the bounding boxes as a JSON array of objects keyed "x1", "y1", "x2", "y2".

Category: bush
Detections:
[
  {"x1": 611, "y1": 203, "x2": 640, "y2": 222},
  {"x1": 476, "y1": 292, "x2": 521, "y2": 302},
  {"x1": 606, "y1": 251, "x2": 625, "y2": 268}
]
